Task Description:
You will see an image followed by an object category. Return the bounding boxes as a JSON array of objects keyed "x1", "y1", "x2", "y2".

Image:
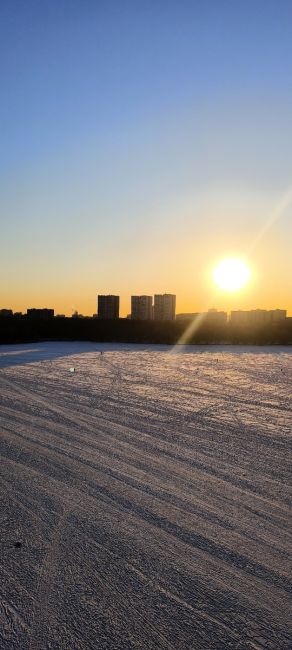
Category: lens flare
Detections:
[{"x1": 213, "y1": 258, "x2": 250, "y2": 291}]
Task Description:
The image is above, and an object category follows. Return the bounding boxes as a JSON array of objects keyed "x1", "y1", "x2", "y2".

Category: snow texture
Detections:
[{"x1": 0, "y1": 342, "x2": 291, "y2": 650}]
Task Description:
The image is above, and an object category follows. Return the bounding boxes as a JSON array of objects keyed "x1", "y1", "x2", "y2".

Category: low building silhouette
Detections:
[
  {"x1": 176, "y1": 313, "x2": 199, "y2": 322},
  {"x1": 0, "y1": 309, "x2": 13, "y2": 317},
  {"x1": 176, "y1": 309, "x2": 227, "y2": 325},
  {"x1": 27, "y1": 308, "x2": 54, "y2": 319},
  {"x1": 269, "y1": 309, "x2": 287, "y2": 322},
  {"x1": 204, "y1": 309, "x2": 227, "y2": 325},
  {"x1": 230, "y1": 309, "x2": 287, "y2": 326}
]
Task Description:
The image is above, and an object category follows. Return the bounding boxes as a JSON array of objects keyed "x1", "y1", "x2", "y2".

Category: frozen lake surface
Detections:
[{"x1": 0, "y1": 342, "x2": 291, "y2": 649}]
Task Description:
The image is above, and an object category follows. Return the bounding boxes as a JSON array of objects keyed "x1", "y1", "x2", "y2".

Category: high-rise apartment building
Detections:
[
  {"x1": 131, "y1": 296, "x2": 153, "y2": 320},
  {"x1": 97, "y1": 295, "x2": 119, "y2": 319},
  {"x1": 154, "y1": 294, "x2": 176, "y2": 321}
]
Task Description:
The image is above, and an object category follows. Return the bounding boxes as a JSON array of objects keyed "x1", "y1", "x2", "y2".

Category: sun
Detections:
[{"x1": 213, "y1": 258, "x2": 251, "y2": 291}]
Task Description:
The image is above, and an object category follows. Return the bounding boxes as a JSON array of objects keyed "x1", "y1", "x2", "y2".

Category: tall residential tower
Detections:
[
  {"x1": 154, "y1": 294, "x2": 176, "y2": 321},
  {"x1": 97, "y1": 295, "x2": 119, "y2": 319},
  {"x1": 131, "y1": 296, "x2": 153, "y2": 320}
]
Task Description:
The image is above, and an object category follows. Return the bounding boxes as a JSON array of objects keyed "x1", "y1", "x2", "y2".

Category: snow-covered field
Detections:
[{"x1": 0, "y1": 342, "x2": 291, "y2": 650}]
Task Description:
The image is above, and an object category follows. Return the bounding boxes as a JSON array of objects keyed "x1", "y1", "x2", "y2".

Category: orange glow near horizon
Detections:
[
  {"x1": 2, "y1": 220, "x2": 291, "y2": 319},
  {"x1": 3, "y1": 285, "x2": 291, "y2": 318}
]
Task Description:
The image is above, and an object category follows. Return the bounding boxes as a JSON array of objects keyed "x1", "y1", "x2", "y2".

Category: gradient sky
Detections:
[{"x1": 1, "y1": 0, "x2": 292, "y2": 316}]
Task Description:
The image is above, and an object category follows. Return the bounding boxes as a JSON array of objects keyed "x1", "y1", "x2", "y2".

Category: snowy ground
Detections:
[{"x1": 0, "y1": 342, "x2": 291, "y2": 650}]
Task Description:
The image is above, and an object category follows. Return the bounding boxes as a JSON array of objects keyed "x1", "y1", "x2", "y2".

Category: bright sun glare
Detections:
[{"x1": 213, "y1": 258, "x2": 251, "y2": 291}]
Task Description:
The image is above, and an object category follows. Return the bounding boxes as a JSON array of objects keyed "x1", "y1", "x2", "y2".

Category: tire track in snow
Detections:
[{"x1": 29, "y1": 507, "x2": 69, "y2": 650}]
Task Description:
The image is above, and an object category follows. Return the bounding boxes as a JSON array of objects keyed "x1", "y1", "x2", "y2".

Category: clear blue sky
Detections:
[{"x1": 1, "y1": 1, "x2": 292, "y2": 315}]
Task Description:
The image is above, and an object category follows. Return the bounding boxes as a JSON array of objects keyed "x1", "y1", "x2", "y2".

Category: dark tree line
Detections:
[{"x1": 1, "y1": 316, "x2": 292, "y2": 345}]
